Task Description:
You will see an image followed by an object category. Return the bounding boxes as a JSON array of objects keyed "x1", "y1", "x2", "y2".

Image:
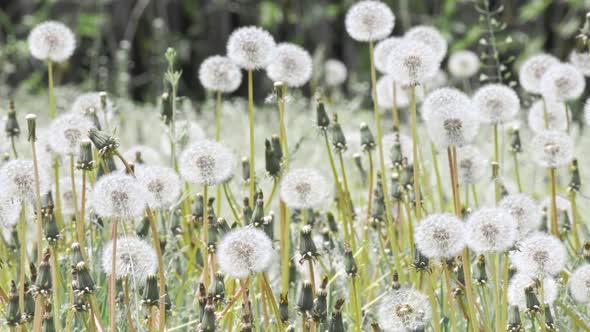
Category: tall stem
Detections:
[
  {"x1": 443, "y1": 264, "x2": 456, "y2": 332},
  {"x1": 215, "y1": 90, "x2": 222, "y2": 215},
  {"x1": 549, "y1": 168, "x2": 559, "y2": 236},
  {"x1": 409, "y1": 85, "x2": 421, "y2": 219},
  {"x1": 48, "y1": 60, "x2": 56, "y2": 119},
  {"x1": 431, "y1": 143, "x2": 445, "y2": 211},
  {"x1": 18, "y1": 203, "x2": 26, "y2": 314},
  {"x1": 70, "y1": 156, "x2": 82, "y2": 246},
  {"x1": 391, "y1": 81, "x2": 399, "y2": 130},
  {"x1": 109, "y1": 220, "x2": 119, "y2": 332},
  {"x1": 247, "y1": 70, "x2": 256, "y2": 202},
  {"x1": 202, "y1": 185, "x2": 210, "y2": 288},
  {"x1": 145, "y1": 208, "x2": 167, "y2": 332},
  {"x1": 513, "y1": 153, "x2": 522, "y2": 193},
  {"x1": 570, "y1": 190, "x2": 581, "y2": 250},
  {"x1": 278, "y1": 84, "x2": 290, "y2": 297},
  {"x1": 366, "y1": 151, "x2": 374, "y2": 222}
]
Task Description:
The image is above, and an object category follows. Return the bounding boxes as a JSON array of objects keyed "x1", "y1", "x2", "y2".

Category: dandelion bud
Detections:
[
  {"x1": 200, "y1": 296, "x2": 216, "y2": 332},
  {"x1": 299, "y1": 225, "x2": 319, "y2": 261},
  {"x1": 377, "y1": 288, "x2": 431, "y2": 332},
  {"x1": 412, "y1": 248, "x2": 430, "y2": 271},
  {"x1": 316, "y1": 101, "x2": 330, "y2": 130},
  {"x1": 311, "y1": 276, "x2": 328, "y2": 323},
  {"x1": 242, "y1": 197, "x2": 252, "y2": 225},
  {"x1": 509, "y1": 128, "x2": 522, "y2": 153},
  {"x1": 88, "y1": 128, "x2": 119, "y2": 157},
  {"x1": 142, "y1": 274, "x2": 160, "y2": 307},
  {"x1": 197, "y1": 283, "x2": 206, "y2": 320},
  {"x1": 330, "y1": 114, "x2": 347, "y2": 151},
  {"x1": 265, "y1": 138, "x2": 281, "y2": 177},
  {"x1": 34, "y1": 250, "x2": 52, "y2": 297},
  {"x1": 271, "y1": 134, "x2": 283, "y2": 161},
  {"x1": 576, "y1": 12, "x2": 590, "y2": 51},
  {"x1": 5, "y1": 101, "x2": 20, "y2": 138},
  {"x1": 524, "y1": 286, "x2": 540, "y2": 313},
  {"x1": 544, "y1": 306, "x2": 555, "y2": 331},
  {"x1": 474, "y1": 255, "x2": 488, "y2": 285},
  {"x1": 344, "y1": 247, "x2": 358, "y2": 277},
  {"x1": 328, "y1": 298, "x2": 345, "y2": 332},
  {"x1": 5, "y1": 281, "x2": 20, "y2": 326},
  {"x1": 569, "y1": 159, "x2": 581, "y2": 192},
  {"x1": 22, "y1": 282, "x2": 35, "y2": 322},
  {"x1": 28, "y1": 21, "x2": 75, "y2": 62},
  {"x1": 360, "y1": 122, "x2": 375, "y2": 151},
  {"x1": 74, "y1": 262, "x2": 95, "y2": 295},
  {"x1": 42, "y1": 304, "x2": 56, "y2": 332},
  {"x1": 583, "y1": 242, "x2": 590, "y2": 263},
  {"x1": 280, "y1": 294, "x2": 289, "y2": 322},
  {"x1": 210, "y1": 272, "x2": 225, "y2": 304},
  {"x1": 71, "y1": 242, "x2": 85, "y2": 266},
  {"x1": 43, "y1": 211, "x2": 59, "y2": 244},
  {"x1": 507, "y1": 306, "x2": 522, "y2": 332},
  {"x1": 509, "y1": 273, "x2": 558, "y2": 311},
  {"x1": 160, "y1": 92, "x2": 172, "y2": 125},
  {"x1": 297, "y1": 281, "x2": 314, "y2": 313},
  {"x1": 41, "y1": 191, "x2": 54, "y2": 214},
  {"x1": 241, "y1": 157, "x2": 250, "y2": 182},
  {"x1": 25, "y1": 114, "x2": 37, "y2": 142}
]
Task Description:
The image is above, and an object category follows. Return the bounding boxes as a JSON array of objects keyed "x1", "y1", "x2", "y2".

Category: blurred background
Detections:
[{"x1": 1, "y1": 0, "x2": 589, "y2": 105}]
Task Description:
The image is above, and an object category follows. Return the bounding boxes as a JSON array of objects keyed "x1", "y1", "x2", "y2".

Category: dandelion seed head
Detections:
[
  {"x1": 135, "y1": 165, "x2": 181, "y2": 209},
  {"x1": 227, "y1": 26, "x2": 276, "y2": 70},
  {"x1": 377, "y1": 75, "x2": 424, "y2": 109},
  {"x1": 531, "y1": 130, "x2": 573, "y2": 168},
  {"x1": 422, "y1": 87, "x2": 472, "y2": 121},
  {"x1": 405, "y1": 25, "x2": 447, "y2": 61},
  {"x1": 388, "y1": 40, "x2": 439, "y2": 86},
  {"x1": 90, "y1": 173, "x2": 147, "y2": 220},
  {"x1": 0, "y1": 160, "x2": 51, "y2": 202},
  {"x1": 466, "y1": 207, "x2": 518, "y2": 253},
  {"x1": 510, "y1": 233, "x2": 566, "y2": 276},
  {"x1": 473, "y1": 84, "x2": 520, "y2": 124},
  {"x1": 456, "y1": 145, "x2": 487, "y2": 185},
  {"x1": 280, "y1": 168, "x2": 331, "y2": 209},
  {"x1": 500, "y1": 193, "x2": 542, "y2": 239},
  {"x1": 414, "y1": 213, "x2": 466, "y2": 260},
  {"x1": 519, "y1": 54, "x2": 559, "y2": 94},
  {"x1": 345, "y1": 0, "x2": 395, "y2": 42},
  {"x1": 569, "y1": 51, "x2": 590, "y2": 76},
  {"x1": 0, "y1": 194, "x2": 20, "y2": 231},
  {"x1": 72, "y1": 92, "x2": 114, "y2": 127},
  {"x1": 28, "y1": 21, "x2": 75, "y2": 62},
  {"x1": 101, "y1": 236, "x2": 157, "y2": 284},
  {"x1": 324, "y1": 59, "x2": 348, "y2": 87},
  {"x1": 48, "y1": 112, "x2": 94, "y2": 156},
  {"x1": 508, "y1": 273, "x2": 558, "y2": 309},
  {"x1": 266, "y1": 43, "x2": 312, "y2": 87},
  {"x1": 198, "y1": 55, "x2": 242, "y2": 93},
  {"x1": 377, "y1": 288, "x2": 431, "y2": 332},
  {"x1": 540, "y1": 63, "x2": 585, "y2": 102},
  {"x1": 448, "y1": 50, "x2": 480, "y2": 78},
  {"x1": 374, "y1": 37, "x2": 403, "y2": 74},
  {"x1": 217, "y1": 227, "x2": 274, "y2": 278},
  {"x1": 568, "y1": 265, "x2": 590, "y2": 303},
  {"x1": 179, "y1": 139, "x2": 234, "y2": 186},
  {"x1": 58, "y1": 177, "x2": 91, "y2": 216},
  {"x1": 527, "y1": 100, "x2": 568, "y2": 133}
]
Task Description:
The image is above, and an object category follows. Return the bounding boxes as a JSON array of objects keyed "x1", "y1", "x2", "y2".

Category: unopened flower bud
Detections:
[{"x1": 26, "y1": 114, "x2": 37, "y2": 142}]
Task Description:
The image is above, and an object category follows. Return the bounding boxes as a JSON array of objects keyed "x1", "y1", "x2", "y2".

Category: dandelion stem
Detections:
[
  {"x1": 70, "y1": 155, "x2": 82, "y2": 248},
  {"x1": 539, "y1": 279, "x2": 547, "y2": 332},
  {"x1": 145, "y1": 208, "x2": 167, "y2": 332},
  {"x1": 215, "y1": 90, "x2": 222, "y2": 215},
  {"x1": 431, "y1": 143, "x2": 445, "y2": 211},
  {"x1": 409, "y1": 85, "x2": 422, "y2": 219},
  {"x1": 570, "y1": 190, "x2": 581, "y2": 250},
  {"x1": 549, "y1": 168, "x2": 559, "y2": 236},
  {"x1": 48, "y1": 60, "x2": 56, "y2": 119},
  {"x1": 123, "y1": 278, "x2": 137, "y2": 332},
  {"x1": 513, "y1": 152, "x2": 522, "y2": 193},
  {"x1": 425, "y1": 271, "x2": 441, "y2": 332},
  {"x1": 366, "y1": 150, "x2": 374, "y2": 223},
  {"x1": 10, "y1": 136, "x2": 18, "y2": 159},
  {"x1": 247, "y1": 69, "x2": 256, "y2": 203},
  {"x1": 499, "y1": 252, "x2": 510, "y2": 331},
  {"x1": 50, "y1": 246, "x2": 61, "y2": 331},
  {"x1": 261, "y1": 273, "x2": 285, "y2": 332},
  {"x1": 337, "y1": 151, "x2": 356, "y2": 251},
  {"x1": 18, "y1": 202, "x2": 26, "y2": 314},
  {"x1": 202, "y1": 185, "x2": 210, "y2": 289},
  {"x1": 443, "y1": 264, "x2": 456, "y2": 332},
  {"x1": 391, "y1": 81, "x2": 399, "y2": 130},
  {"x1": 109, "y1": 220, "x2": 119, "y2": 332}
]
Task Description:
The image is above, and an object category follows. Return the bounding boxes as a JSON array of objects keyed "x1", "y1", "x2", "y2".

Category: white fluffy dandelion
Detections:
[
  {"x1": 179, "y1": 139, "x2": 234, "y2": 186},
  {"x1": 569, "y1": 51, "x2": 590, "y2": 76},
  {"x1": 48, "y1": 112, "x2": 94, "y2": 156},
  {"x1": 508, "y1": 273, "x2": 558, "y2": 309},
  {"x1": 510, "y1": 233, "x2": 566, "y2": 276},
  {"x1": 405, "y1": 25, "x2": 447, "y2": 61},
  {"x1": 568, "y1": 265, "x2": 590, "y2": 303},
  {"x1": 377, "y1": 75, "x2": 424, "y2": 109},
  {"x1": 28, "y1": 21, "x2": 76, "y2": 62},
  {"x1": 456, "y1": 145, "x2": 487, "y2": 185},
  {"x1": 540, "y1": 63, "x2": 585, "y2": 102},
  {"x1": 217, "y1": 227, "x2": 274, "y2": 278},
  {"x1": 198, "y1": 55, "x2": 242, "y2": 93},
  {"x1": 90, "y1": 173, "x2": 148, "y2": 220},
  {"x1": 71, "y1": 92, "x2": 114, "y2": 128},
  {"x1": 519, "y1": 54, "x2": 559, "y2": 94},
  {"x1": 280, "y1": 168, "x2": 331, "y2": 209},
  {"x1": 473, "y1": 84, "x2": 520, "y2": 124},
  {"x1": 135, "y1": 165, "x2": 181, "y2": 209},
  {"x1": 58, "y1": 177, "x2": 91, "y2": 217},
  {"x1": 101, "y1": 236, "x2": 157, "y2": 284},
  {"x1": 387, "y1": 39, "x2": 440, "y2": 86},
  {"x1": 0, "y1": 194, "x2": 20, "y2": 231},
  {"x1": 414, "y1": 213, "x2": 466, "y2": 260},
  {"x1": 0, "y1": 159, "x2": 51, "y2": 202},
  {"x1": 531, "y1": 130, "x2": 573, "y2": 168},
  {"x1": 377, "y1": 288, "x2": 431, "y2": 332},
  {"x1": 448, "y1": 50, "x2": 480, "y2": 78},
  {"x1": 123, "y1": 145, "x2": 161, "y2": 165},
  {"x1": 324, "y1": 59, "x2": 348, "y2": 87},
  {"x1": 266, "y1": 43, "x2": 312, "y2": 87},
  {"x1": 345, "y1": 0, "x2": 395, "y2": 42},
  {"x1": 227, "y1": 26, "x2": 276, "y2": 70},
  {"x1": 465, "y1": 207, "x2": 518, "y2": 253},
  {"x1": 527, "y1": 100, "x2": 568, "y2": 133},
  {"x1": 500, "y1": 193, "x2": 542, "y2": 239},
  {"x1": 374, "y1": 37, "x2": 403, "y2": 74}
]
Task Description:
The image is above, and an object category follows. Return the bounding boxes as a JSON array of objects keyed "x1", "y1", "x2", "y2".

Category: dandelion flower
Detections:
[
  {"x1": 324, "y1": 59, "x2": 348, "y2": 87},
  {"x1": 198, "y1": 55, "x2": 242, "y2": 93},
  {"x1": 266, "y1": 43, "x2": 313, "y2": 87},
  {"x1": 519, "y1": 54, "x2": 559, "y2": 94},
  {"x1": 387, "y1": 39, "x2": 440, "y2": 86},
  {"x1": 0, "y1": 160, "x2": 51, "y2": 202},
  {"x1": 280, "y1": 168, "x2": 331, "y2": 209},
  {"x1": 473, "y1": 84, "x2": 520, "y2": 124},
  {"x1": 510, "y1": 233, "x2": 566, "y2": 276},
  {"x1": 569, "y1": 51, "x2": 590, "y2": 76},
  {"x1": 531, "y1": 130, "x2": 573, "y2": 168},
  {"x1": 527, "y1": 100, "x2": 568, "y2": 133},
  {"x1": 405, "y1": 25, "x2": 447, "y2": 61},
  {"x1": 422, "y1": 87, "x2": 471, "y2": 121},
  {"x1": 28, "y1": 21, "x2": 75, "y2": 62},
  {"x1": 135, "y1": 165, "x2": 181, "y2": 209},
  {"x1": 448, "y1": 50, "x2": 479, "y2": 78},
  {"x1": 179, "y1": 140, "x2": 234, "y2": 186},
  {"x1": 101, "y1": 236, "x2": 157, "y2": 284},
  {"x1": 374, "y1": 37, "x2": 403, "y2": 74},
  {"x1": 500, "y1": 194, "x2": 542, "y2": 239},
  {"x1": 540, "y1": 63, "x2": 585, "y2": 102},
  {"x1": 217, "y1": 227, "x2": 274, "y2": 278},
  {"x1": 465, "y1": 207, "x2": 518, "y2": 253},
  {"x1": 58, "y1": 177, "x2": 91, "y2": 216},
  {"x1": 377, "y1": 288, "x2": 431, "y2": 332},
  {"x1": 90, "y1": 173, "x2": 147, "y2": 220},
  {"x1": 48, "y1": 112, "x2": 94, "y2": 156},
  {"x1": 508, "y1": 273, "x2": 558, "y2": 309},
  {"x1": 414, "y1": 213, "x2": 466, "y2": 260},
  {"x1": 456, "y1": 145, "x2": 487, "y2": 184},
  {"x1": 345, "y1": 0, "x2": 395, "y2": 42},
  {"x1": 227, "y1": 26, "x2": 276, "y2": 70},
  {"x1": 568, "y1": 265, "x2": 590, "y2": 303}
]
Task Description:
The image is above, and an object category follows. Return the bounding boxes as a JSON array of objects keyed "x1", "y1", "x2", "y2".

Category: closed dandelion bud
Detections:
[
  {"x1": 44, "y1": 211, "x2": 60, "y2": 244},
  {"x1": 559, "y1": 209, "x2": 571, "y2": 232},
  {"x1": 76, "y1": 140, "x2": 95, "y2": 171},
  {"x1": 209, "y1": 272, "x2": 225, "y2": 304},
  {"x1": 34, "y1": 250, "x2": 52, "y2": 297},
  {"x1": 299, "y1": 225, "x2": 319, "y2": 262},
  {"x1": 330, "y1": 114, "x2": 347, "y2": 151},
  {"x1": 474, "y1": 255, "x2": 488, "y2": 285},
  {"x1": 88, "y1": 128, "x2": 119, "y2": 158},
  {"x1": 297, "y1": 281, "x2": 314, "y2": 313},
  {"x1": 207, "y1": 217, "x2": 218, "y2": 252},
  {"x1": 391, "y1": 272, "x2": 401, "y2": 290},
  {"x1": 507, "y1": 305, "x2": 522, "y2": 332},
  {"x1": 70, "y1": 242, "x2": 85, "y2": 266},
  {"x1": 241, "y1": 157, "x2": 250, "y2": 182},
  {"x1": 142, "y1": 274, "x2": 159, "y2": 307},
  {"x1": 42, "y1": 304, "x2": 56, "y2": 332},
  {"x1": 265, "y1": 139, "x2": 281, "y2": 177},
  {"x1": 453, "y1": 262, "x2": 465, "y2": 295},
  {"x1": 41, "y1": 191, "x2": 54, "y2": 215},
  {"x1": 5, "y1": 280, "x2": 20, "y2": 326},
  {"x1": 311, "y1": 277, "x2": 328, "y2": 322},
  {"x1": 371, "y1": 188, "x2": 385, "y2": 225},
  {"x1": 328, "y1": 298, "x2": 345, "y2": 332},
  {"x1": 399, "y1": 160, "x2": 413, "y2": 189},
  {"x1": 70, "y1": 268, "x2": 89, "y2": 312},
  {"x1": 251, "y1": 192, "x2": 265, "y2": 226},
  {"x1": 316, "y1": 101, "x2": 330, "y2": 130},
  {"x1": 360, "y1": 122, "x2": 375, "y2": 151},
  {"x1": 26, "y1": 114, "x2": 37, "y2": 142},
  {"x1": 75, "y1": 262, "x2": 95, "y2": 295},
  {"x1": 137, "y1": 216, "x2": 150, "y2": 237},
  {"x1": 344, "y1": 247, "x2": 358, "y2": 277},
  {"x1": 160, "y1": 92, "x2": 172, "y2": 125},
  {"x1": 193, "y1": 193, "x2": 204, "y2": 224},
  {"x1": 412, "y1": 248, "x2": 430, "y2": 271},
  {"x1": 390, "y1": 173, "x2": 403, "y2": 203},
  {"x1": 200, "y1": 296, "x2": 216, "y2": 332},
  {"x1": 327, "y1": 212, "x2": 338, "y2": 233},
  {"x1": 271, "y1": 134, "x2": 283, "y2": 161},
  {"x1": 509, "y1": 128, "x2": 522, "y2": 154},
  {"x1": 544, "y1": 306, "x2": 555, "y2": 331},
  {"x1": 263, "y1": 214, "x2": 274, "y2": 240},
  {"x1": 390, "y1": 136, "x2": 403, "y2": 168},
  {"x1": 524, "y1": 285, "x2": 541, "y2": 313},
  {"x1": 5, "y1": 101, "x2": 20, "y2": 138},
  {"x1": 97, "y1": 155, "x2": 117, "y2": 178},
  {"x1": 197, "y1": 283, "x2": 206, "y2": 320},
  {"x1": 569, "y1": 159, "x2": 581, "y2": 192},
  {"x1": 280, "y1": 293, "x2": 289, "y2": 322},
  {"x1": 242, "y1": 197, "x2": 252, "y2": 225},
  {"x1": 23, "y1": 283, "x2": 35, "y2": 322}
]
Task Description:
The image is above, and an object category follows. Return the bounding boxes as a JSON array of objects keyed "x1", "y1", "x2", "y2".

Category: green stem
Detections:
[
  {"x1": 247, "y1": 70, "x2": 256, "y2": 202},
  {"x1": 146, "y1": 208, "x2": 167, "y2": 332},
  {"x1": 409, "y1": 85, "x2": 421, "y2": 219},
  {"x1": 431, "y1": 143, "x2": 445, "y2": 211},
  {"x1": 203, "y1": 185, "x2": 210, "y2": 288},
  {"x1": 215, "y1": 90, "x2": 222, "y2": 215},
  {"x1": 570, "y1": 190, "x2": 581, "y2": 250},
  {"x1": 513, "y1": 153, "x2": 522, "y2": 193},
  {"x1": 48, "y1": 60, "x2": 56, "y2": 119},
  {"x1": 109, "y1": 220, "x2": 119, "y2": 332},
  {"x1": 549, "y1": 168, "x2": 559, "y2": 237}
]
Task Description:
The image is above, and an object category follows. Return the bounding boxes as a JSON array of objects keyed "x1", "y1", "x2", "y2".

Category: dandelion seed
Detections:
[
  {"x1": 473, "y1": 84, "x2": 520, "y2": 124},
  {"x1": 48, "y1": 112, "x2": 94, "y2": 156},
  {"x1": 456, "y1": 145, "x2": 487, "y2": 185},
  {"x1": 531, "y1": 130, "x2": 573, "y2": 168},
  {"x1": 500, "y1": 193, "x2": 542, "y2": 239},
  {"x1": 414, "y1": 213, "x2": 466, "y2": 260},
  {"x1": 345, "y1": 0, "x2": 395, "y2": 42},
  {"x1": 266, "y1": 43, "x2": 313, "y2": 87},
  {"x1": 90, "y1": 173, "x2": 148, "y2": 220},
  {"x1": 377, "y1": 288, "x2": 431, "y2": 332},
  {"x1": 280, "y1": 168, "x2": 331, "y2": 209},
  {"x1": 227, "y1": 26, "x2": 276, "y2": 70},
  {"x1": 405, "y1": 25, "x2": 448, "y2": 61},
  {"x1": 519, "y1": 54, "x2": 559, "y2": 94},
  {"x1": 198, "y1": 55, "x2": 242, "y2": 93},
  {"x1": 527, "y1": 100, "x2": 568, "y2": 133},
  {"x1": 217, "y1": 227, "x2": 274, "y2": 278},
  {"x1": 465, "y1": 207, "x2": 518, "y2": 253},
  {"x1": 540, "y1": 63, "x2": 585, "y2": 102},
  {"x1": 510, "y1": 233, "x2": 566, "y2": 276},
  {"x1": 448, "y1": 50, "x2": 480, "y2": 78},
  {"x1": 179, "y1": 139, "x2": 234, "y2": 186},
  {"x1": 387, "y1": 39, "x2": 440, "y2": 86},
  {"x1": 28, "y1": 21, "x2": 75, "y2": 62},
  {"x1": 135, "y1": 165, "x2": 181, "y2": 209},
  {"x1": 101, "y1": 236, "x2": 157, "y2": 284},
  {"x1": 324, "y1": 59, "x2": 348, "y2": 87},
  {"x1": 568, "y1": 264, "x2": 590, "y2": 303},
  {"x1": 508, "y1": 273, "x2": 558, "y2": 309}
]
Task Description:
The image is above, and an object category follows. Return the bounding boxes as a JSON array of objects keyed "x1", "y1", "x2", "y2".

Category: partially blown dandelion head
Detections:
[
  {"x1": 266, "y1": 43, "x2": 313, "y2": 87},
  {"x1": 374, "y1": 37, "x2": 403, "y2": 73},
  {"x1": 136, "y1": 165, "x2": 181, "y2": 209},
  {"x1": 508, "y1": 273, "x2": 558, "y2": 309},
  {"x1": 540, "y1": 63, "x2": 586, "y2": 102},
  {"x1": 198, "y1": 55, "x2": 242, "y2": 93},
  {"x1": 473, "y1": 84, "x2": 520, "y2": 124},
  {"x1": 227, "y1": 26, "x2": 276, "y2": 70},
  {"x1": 280, "y1": 168, "x2": 330, "y2": 209},
  {"x1": 324, "y1": 59, "x2": 348, "y2": 86},
  {"x1": 179, "y1": 140, "x2": 234, "y2": 186},
  {"x1": 90, "y1": 173, "x2": 148, "y2": 220},
  {"x1": 217, "y1": 227, "x2": 274, "y2": 278},
  {"x1": 345, "y1": 0, "x2": 395, "y2": 42},
  {"x1": 388, "y1": 40, "x2": 439, "y2": 86},
  {"x1": 499, "y1": 193, "x2": 542, "y2": 239},
  {"x1": 531, "y1": 130, "x2": 573, "y2": 168},
  {"x1": 448, "y1": 50, "x2": 480, "y2": 78},
  {"x1": 527, "y1": 100, "x2": 568, "y2": 133},
  {"x1": 377, "y1": 288, "x2": 431, "y2": 332},
  {"x1": 28, "y1": 21, "x2": 75, "y2": 62},
  {"x1": 466, "y1": 207, "x2": 518, "y2": 253},
  {"x1": 569, "y1": 50, "x2": 590, "y2": 76},
  {"x1": 48, "y1": 112, "x2": 94, "y2": 156},
  {"x1": 101, "y1": 236, "x2": 157, "y2": 284},
  {"x1": 519, "y1": 54, "x2": 559, "y2": 94},
  {"x1": 414, "y1": 213, "x2": 466, "y2": 260},
  {"x1": 510, "y1": 233, "x2": 566, "y2": 276},
  {"x1": 0, "y1": 160, "x2": 50, "y2": 201},
  {"x1": 456, "y1": 145, "x2": 487, "y2": 184},
  {"x1": 569, "y1": 265, "x2": 590, "y2": 303},
  {"x1": 405, "y1": 25, "x2": 448, "y2": 61}
]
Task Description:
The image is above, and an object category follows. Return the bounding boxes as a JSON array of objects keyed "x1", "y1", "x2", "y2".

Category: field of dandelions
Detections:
[{"x1": 2, "y1": 1, "x2": 590, "y2": 331}]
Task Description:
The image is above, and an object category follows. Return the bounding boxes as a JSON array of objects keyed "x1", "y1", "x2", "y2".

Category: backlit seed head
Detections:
[
  {"x1": 448, "y1": 50, "x2": 480, "y2": 78},
  {"x1": 465, "y1": 207, "x2": 518, "y2": 253},
  {"x1": 508, "y1": 273, "x2": 558, "y2": 309},
  {"x1": 374, "y1": 37, "x2": 403, "y2": 74},
  {"x1": 473, "y1": 84, "x2": 520, "y2": 124},
  {"x1": 101, "y1": 236, "x2": 158, "y2": 284},
  {"x1": 266, "y1": 43, "x2": 312, "y2": 87},
  {"x1": 388, "y1": 39, "x2": 440, "y2": 86},
  {"x1": 456, "y1": 145, "x2": 487, "y2": 185},
  {"x1": 217, "y1": 227, "x2": 274, "y2": 278},
  {"x1": 414, "y1": 213, "x2": 466, "y2": 260},
  {"x1": 500, "y1": 193, "x2": 542, "y2": 239},
  {"x1": 527, "y1": 100, "x2": 568, "y2": 133},
  {"x1": 345, "y1": 0, "x2": 395, "y2": 42},
  {"x1": 568, "y1": 264, "x2": 590, "y2": 303},
  {"x1": 377, "y1": 288, "x2": 431, "y2": 332},
  {"x1": 510, "y1": 233, "x2": 566, "y2": 276},
  {"x1": 227, "y1": 26, "x2": 276, "y2": 70},
  {"x1": 28, "y1": 21, "x2": 75, "y2": 62},
  {"x1": 135, "y1": 165, "x2": 181, "y2": 209},
  {"x1": 199, "y1": 55, "x2": 242, "y2": 93},
  {"x1": 376, "y1": 75, "x2": 425, "y2": 109},
  {"x1": 58, "y1": 177, "x2": 91, "y2": 216},
  {"x1": 179, "y1": 139, "x2": 234, "y2": 186},
  {"x1": 540, "y1": 63, "x2": 586, "y2": 102},
  {"x1": 280, "y1": 168, "x2": 331, "y2": 209},
  {"x1": 518, "y1": 54, "x2": 559, "y2": 94},
  {"x1": 48, "y1": 112, "x2": 94, "y2": 156},
  {"x1": 72, "y1": 92, "x2": 114, "y2": 129},
  {"x1": 405, "y1": 25, "x2": 447, "y2": 62},
  {"x1": 0, "y1": 159, "x2": 51, "y2": 202},
  {"x1": 90, "y1": 173, "x2": 148, "y2": 220},
  {"x1": 531, "y1": 130, "x2": 573, "y2": 168},
  {"x1": 324, "y1": 59, "x2": 348, "y2": 87}
]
